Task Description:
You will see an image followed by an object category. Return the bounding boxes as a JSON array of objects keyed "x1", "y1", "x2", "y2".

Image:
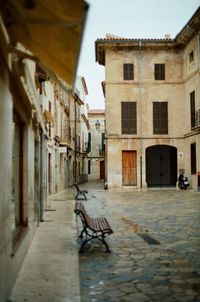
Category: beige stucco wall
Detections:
[
  {"x1": 182, "y1": 36, "x2": 200, "y2": 189},
  {"x1": 88, "y1": 113, "x2": 105, "y2": 180},
  {"x1": 0, "y1": 56, "x2": 42, "y2": 301},
  {"x1": 104, "y1": 35, "x2": 200, "y2": 190}
]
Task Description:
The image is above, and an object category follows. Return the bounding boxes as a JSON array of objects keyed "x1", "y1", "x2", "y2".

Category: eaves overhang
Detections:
[
  {"x1": 95, "y1": 6, "x2": 200, "y2": 66},
  {"x1": 96, "y1": 39, "x2": 175, "y2": 66},
  {"x1": 175, "y1": 6, "x2": 200, "y2": 46}
]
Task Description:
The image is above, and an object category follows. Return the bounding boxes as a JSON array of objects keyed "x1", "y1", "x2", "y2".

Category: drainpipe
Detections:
[
  {"x1": 138, "y1": 41, "x2": 143, "y2": 189},
  {"x1": 196, "y1": 31, "x2": 200, "y2": 70},
  {"x1": 74, "y1": 98, "x2": 77, "y2": 183}
]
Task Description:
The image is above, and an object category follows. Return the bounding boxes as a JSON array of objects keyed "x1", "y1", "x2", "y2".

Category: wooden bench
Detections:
[
  {"x1": 74, "y1": 183, "x2": 88, "y2": 200},
  {"x1": 74, "y1": 201, "x2": 113, "y2": 253}
]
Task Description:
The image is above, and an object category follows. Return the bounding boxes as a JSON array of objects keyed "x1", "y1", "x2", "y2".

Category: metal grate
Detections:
[{"x1": 137, "y1": 233, "x2": 160, "y2": 245}]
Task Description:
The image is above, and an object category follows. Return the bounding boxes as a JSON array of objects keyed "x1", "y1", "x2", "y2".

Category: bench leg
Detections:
[
  {"x1": 79, "y1": 238, "x2": 90, "y2": 253},
  {"x1": 75, "y1": 192, "x2": 87, "y2": 200},
  {"x1": 79, "y1": 236, "x2": 111, "y2": 253},
  {"x1": 102, "y1": 238, "x2": 111, "y2": 253},
  {"x1": 75, "y1": 193, "x2": 79, "y2": 200},
  {"x1": 79, "y1": 228, "x2": 86, "y2": 239}
]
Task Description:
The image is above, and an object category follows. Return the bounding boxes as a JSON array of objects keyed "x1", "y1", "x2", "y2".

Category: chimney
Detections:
[{"x1": 165, "y1": 34, "x2": 171, "y2": 39}]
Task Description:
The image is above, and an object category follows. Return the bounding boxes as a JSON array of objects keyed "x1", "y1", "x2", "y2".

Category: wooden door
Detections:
[
  {"x1": 122, "y1": 151, "x2": 137, "y2": 186},
  {"x1": 100, "y1": 160, "x2": 105, "y2": 180}
]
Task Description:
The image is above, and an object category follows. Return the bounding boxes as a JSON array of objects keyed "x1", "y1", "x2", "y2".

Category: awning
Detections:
[{"x1": 1, "y1": 0, "x2": 88, "y2": 86}]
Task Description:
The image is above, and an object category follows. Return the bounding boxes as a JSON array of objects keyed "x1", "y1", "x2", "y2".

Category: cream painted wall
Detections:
[{"x1": 88, "y1": 113, "x2": 105, "y2": 180}]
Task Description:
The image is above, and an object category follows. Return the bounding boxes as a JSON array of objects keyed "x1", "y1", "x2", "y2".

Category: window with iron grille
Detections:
[
  {"x1": 191, "y1": 143, "x2": 196, "y2": 174},
  {"x1": 153, "y1": 102, "x2": 168, "y2": 134},
  {"x1": 123, "y1": 64, "x2": 134, "y2": 80},
  {"x1": 154, "y1": 64, "x2": 165, "y2": 80},
  {"x1": 121, "y1": 102, "x2": 137, "y2": 134},
  {"x1": 190, "y1": 91, "x2": 195, "y2": 128}
]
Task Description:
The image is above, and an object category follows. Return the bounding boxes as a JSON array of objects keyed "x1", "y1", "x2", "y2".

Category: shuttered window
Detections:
[
  {"x1": 153, "y1": 102, "x2": 168, "y2": 134},
  {"x1": 121, "y1": 102, "x2": 137, "y2": 134},
  {"x1": 101, "y1": 133, "x2": 105, "y2": 152},
  {"x1": 88, "y1": 132, "x2": 91, "y2": 152},
  {"x1": 123, "y1": 64, "x2": 134, "y2": 80},
  {"x1": 189, "y1": 51, "x2": 194, "y2": 64},
  {"x1": 191, "y1": 143, "x2": 196, "y2": 174},
  {"x1": 190, "y1": 91, "x2": 195, "y2": 128},
  {"x1": 154, "y1": 64, "x2": 165, "y2": 80}
]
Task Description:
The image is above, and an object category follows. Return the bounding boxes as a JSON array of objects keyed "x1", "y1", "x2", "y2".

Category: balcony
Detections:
[
  {"x1": 192, "y1": 109, "x2": 200, "y2": 129},
  {"x1": 195, "y1": 109, "x2": 200, "y2": 127}
]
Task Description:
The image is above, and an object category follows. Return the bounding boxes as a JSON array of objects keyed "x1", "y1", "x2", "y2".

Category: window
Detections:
[
  {"x1": 35, "y1": 63, "x2": 47, "y2": 95},
  {"x1": 76, "y1": 135, "x2": 81, "y2": 151},
  {"x1": 121, "y1": 102, "x2": 137, "y2": 134},
  {"x1": 123, "y1": 64, "x2": 134, "y2": 80},
  {"x1": 88, "y1": 132, "x2": 91, "y2": 152},
  {"x1": 101, "y1": 133, "x2": 105, "y2": 152},
  {"x1": 69, "y1": 126, "x2": 71, "y2": 141},
  {"x1": 154, "y1": 64, "x2": 165, "y2": 80},
  {"x1": 153, "y1": 102, "x2": 168, "y2": 134},
  {"x1": 189, "y1": 51, "x2": 194, "y2": 64},
  {"x1": 191, "y1": 143, "x2": 196, "y2": 174},
  {"x1": 190, "y1": 91, "x2": 195, "y2": 128},
  {"x1": 48, "y1": 101, "x2": 51, "y2": 138},
  {"x1": 12, "y1": 113, "x2": 27, "y2": 254},
  {"x1": 12, "y1": 117, "x2": 24, "y2": 231},
  {"x1": 88, "y1": 160, "x2": 91, "y2": 174}
]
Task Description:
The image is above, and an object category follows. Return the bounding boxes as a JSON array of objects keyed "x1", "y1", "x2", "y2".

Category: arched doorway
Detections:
[{"x1": 146, "y1": 145, "x2": 177, "y2": 187}]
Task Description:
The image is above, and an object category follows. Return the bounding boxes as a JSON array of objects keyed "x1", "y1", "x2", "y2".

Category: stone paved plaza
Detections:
[{"x1": 77, "y1": 182, "x2": 200, "y2": 302}]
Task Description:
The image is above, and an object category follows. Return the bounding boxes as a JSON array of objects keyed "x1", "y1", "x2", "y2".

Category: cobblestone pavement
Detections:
[{"x1": 76, "y1": 182, "x2": 200, "y2": 302}]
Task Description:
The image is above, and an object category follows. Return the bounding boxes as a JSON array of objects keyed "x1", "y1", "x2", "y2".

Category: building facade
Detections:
[
  {"x1": 0, "y1": 1, "x2": 88, "y2": 301},
  {"x1": 96, "y1": 8, "x2": 200, "y2": 191},
  {"x1": 88, "y1": 110, "x2": 105, "y2": 181}
]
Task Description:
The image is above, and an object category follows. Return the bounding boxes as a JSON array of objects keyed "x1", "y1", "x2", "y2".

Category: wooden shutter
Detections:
[
  {"x1": 191, "y1": 143, "x2": 196, "y2": 174},
  {"x1": 153, "y1": 102, "x2": 168, "y2": 134},
  {"x1": 121, "y1": 102, "x2": 137, "y2": 134},
  {"x1": 190, "y1": 91, "x2": 195, "y2": 128},
  {"x1": 123, "y1": 64, "x2": 134, "y2": 80},
  {"x1": 88, "y1": 132, "x2": 91, "y2": 152},
  {"x1": 155, "y1": 64, "x2": 165, "y2": 80},
  {"x1": 101, "y1": 133, "x2": 105, "y2": 152}
]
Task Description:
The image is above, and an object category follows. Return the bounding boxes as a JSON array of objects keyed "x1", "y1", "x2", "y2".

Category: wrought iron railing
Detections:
[{"x1": 194, "y1": 109, "x2": 200, "y2": 127}]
